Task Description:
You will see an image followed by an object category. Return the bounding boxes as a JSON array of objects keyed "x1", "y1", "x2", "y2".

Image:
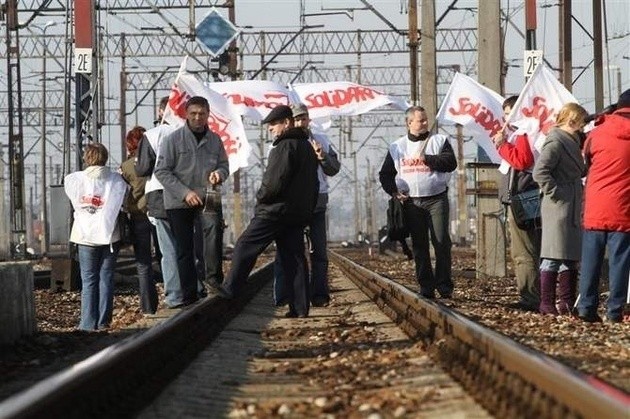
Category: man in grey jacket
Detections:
[{"x1": 155, "y1": 96, "x2": 230, "y2": 305}]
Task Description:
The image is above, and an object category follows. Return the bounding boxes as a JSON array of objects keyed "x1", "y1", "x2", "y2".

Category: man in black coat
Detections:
[{"x1": 219, "y1": 105, "x2": 319, "y2": 317}]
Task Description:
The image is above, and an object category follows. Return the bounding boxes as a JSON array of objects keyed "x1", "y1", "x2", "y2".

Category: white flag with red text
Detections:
[
  {"x1": 436, "y1": 72, "x2": 504, "y2": 163},
  {"x1": 289, "y1": 81, "x2": 409, "y2": 120},
  {"x1": 207, "y1": 80, "x2": 295, "y2": 121},
  {"x1": 163, "y1": 57, "x2": 250, "y2": 174},
  {"x1": 507, "y1": 63, "x2": 578, "y2": 152}
]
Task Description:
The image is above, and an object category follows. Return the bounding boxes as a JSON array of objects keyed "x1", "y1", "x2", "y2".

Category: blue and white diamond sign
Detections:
[{"x1": 195, "y1": 8, "x2": 240, "y2": 58}]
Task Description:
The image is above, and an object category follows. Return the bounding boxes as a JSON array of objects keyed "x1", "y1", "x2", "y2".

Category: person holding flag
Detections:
[{"x1": 492, "y1": 95, "x2": 541, "y2": 312}]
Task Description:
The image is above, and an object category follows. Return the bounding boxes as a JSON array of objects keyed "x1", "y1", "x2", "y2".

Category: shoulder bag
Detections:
[{"x1": 508, "y1": 170, "x2": 541, "y2": 230}]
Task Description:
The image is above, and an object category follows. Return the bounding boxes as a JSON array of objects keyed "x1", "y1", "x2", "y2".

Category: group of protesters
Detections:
[
  {"x1": 62, "y1": 83, "x2": 628, "y2": 330},
  {"x1": 492, "y1": 90, "x2": 630, "y2": 323},
  {"x1": 64, "y1": 95, "x2": 340, "y2": 331}
]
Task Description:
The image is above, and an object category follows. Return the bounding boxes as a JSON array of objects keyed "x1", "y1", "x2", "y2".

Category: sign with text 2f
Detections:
[{"x1": 524, "y1": 50, "x2": 543, "y2": 81}]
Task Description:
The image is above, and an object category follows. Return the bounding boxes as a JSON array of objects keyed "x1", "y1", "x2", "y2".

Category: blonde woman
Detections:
[{"x1": 533, "y1": 103, "x2": 587, "y2": 315}]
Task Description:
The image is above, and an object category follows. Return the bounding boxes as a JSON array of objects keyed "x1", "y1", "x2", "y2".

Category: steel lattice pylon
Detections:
[
  {"x1": 3, "y1": 28, "x2": 477, "y2": 58},
  {"x1": 0, "y1": 65, "x2": 471, "y2": 128}
]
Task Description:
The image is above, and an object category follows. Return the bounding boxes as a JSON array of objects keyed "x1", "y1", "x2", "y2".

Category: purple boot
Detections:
[
  {"x1": 557, "y1": 270, "x2": 577, "y2": 315},
  {"x1": 539, "y1": 270, "x2": 559, "y2": 315}
]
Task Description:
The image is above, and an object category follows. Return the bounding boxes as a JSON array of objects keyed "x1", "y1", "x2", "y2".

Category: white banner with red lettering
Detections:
[
  {"x1": 436, "y1": 72, "x2": 504, "y2": 163},
  {"x1": 507, "y1": 63, "x2": 578, "y2": 152},
  {"x1": 207, "y1": 80, "x2": 294, "y2": 121},
  {"x1": 163, "y1": 58, "x2": 251, "y2": 174},
  {"x1": 289, "y1": 81, "x2": 409, "y2": 120},
  {"x1": 499, "y1": 63, "x2": 578, "y2": 172}
]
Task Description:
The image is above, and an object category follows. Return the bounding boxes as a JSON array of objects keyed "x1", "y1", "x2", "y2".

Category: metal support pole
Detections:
[
  {"x1": 120, "y1": 33, "x2": 127, "y2": 162},
  {"x1": 6, "y1": 0, "x2": 27, "y2": 258},
  {"x1": 456, "y1": 125, "x2": 466, "y2": 246},
  {"x1": 408, "y1": 0, "x2": 419, "y2": 104},
  {"x1": 525, "y1": 0, "x2": 537, "y2": 50},
  {"x1": 559, "y1": 0, "x2": 572, "y2": 91},
  {"x1": 227, "y1": 0, "x2": 243, "y2": 237},
  {"x1": 420, "y1": 0, "x2": 437, "y2": 122},
  {"x1": 38, "y1": 21, "x2": 57, "y2": 255},
  {"x1": 592, "y1": 0, "x2": 604, "y2": 112}
]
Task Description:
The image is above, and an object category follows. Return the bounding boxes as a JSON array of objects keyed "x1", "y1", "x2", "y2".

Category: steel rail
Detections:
[
  {"x1": 0, "y1": 262, "x2": 273, "y2": 419},
  {"x1": 330, "y1": 251, "x2": 630, "y2": 419}
]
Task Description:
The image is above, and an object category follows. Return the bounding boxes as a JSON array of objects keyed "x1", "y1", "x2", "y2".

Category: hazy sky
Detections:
[{"x1": 233, "y1": 0, "x2": 629, "y2": 110}]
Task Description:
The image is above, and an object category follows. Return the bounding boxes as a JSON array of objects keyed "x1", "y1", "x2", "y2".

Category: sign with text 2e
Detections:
[
  {"x1": 523, "y1": 50, "x2": 543, "y2": 80},
  {"x1": 74, "y1": 48, "x2": 92, "y2": 74}
]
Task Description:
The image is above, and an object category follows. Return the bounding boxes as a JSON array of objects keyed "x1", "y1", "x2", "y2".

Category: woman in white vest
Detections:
[
  {"x1": 64, "y1": 143, "x2": 128, "y2": 331},
  {"x1": 379, "y1": 106, "x2": 457, "y2": 299}
]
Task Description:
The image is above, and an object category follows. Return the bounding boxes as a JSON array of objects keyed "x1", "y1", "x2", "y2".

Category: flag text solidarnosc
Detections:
[
  {"x1": 303, "y1": 86, "x2": 384, "y2": 109},
  {"x1": 448, "y1": 97, "x2": 503, "y2": 137},
  {"x1": 224, "y1": 92, "x2": 289, "y2": 109},
  {"x1": 521, "y1": 96, "x2": 555, "y2": 135}
]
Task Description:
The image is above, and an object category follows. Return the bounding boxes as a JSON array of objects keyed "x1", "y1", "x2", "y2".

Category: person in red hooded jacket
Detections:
[
  {"x1": 577, "y1": 89, "x2": 630, "y2": 323},
  {"x1": 493, "y1": 96, "x2": 541, "y2": 313}
]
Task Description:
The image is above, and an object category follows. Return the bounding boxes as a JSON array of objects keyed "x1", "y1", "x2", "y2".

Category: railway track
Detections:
[
  {"x1": 1, "y1": 252, "x2": 627, "y2": 418},
  {"x1": 329, "y1": 251, "x2": 629, "y2": 418}
]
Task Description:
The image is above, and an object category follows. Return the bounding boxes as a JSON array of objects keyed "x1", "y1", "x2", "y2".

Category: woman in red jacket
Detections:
[{"x1": 578, "y1": 90, "x2": 630, "y2": 323}]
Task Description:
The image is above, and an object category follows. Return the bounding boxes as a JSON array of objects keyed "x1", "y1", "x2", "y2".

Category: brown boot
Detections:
[
  {"x1": 557, "y1": 270, "x2": 577, "y2": 315},
  {"x1": 539, "y1": 270, "x2": 559, "y2": 315}
]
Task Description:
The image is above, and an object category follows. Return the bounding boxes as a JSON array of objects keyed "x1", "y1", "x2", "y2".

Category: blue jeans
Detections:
[
  {"x1": 539, "y1": 258, "x2": 577, "y2": 273},
  {"x1": 578, "y1": 230, "x2": 630, "y2": 320},
  {"x1": 153, "y1": 217, "x2": 184, "y2": 307},
  {"x1": 131, "y1": 214, "x2": 158, "y2": 314},
  {"x1": 77, "y1": 243, "x2": 119, "y2": 330}
]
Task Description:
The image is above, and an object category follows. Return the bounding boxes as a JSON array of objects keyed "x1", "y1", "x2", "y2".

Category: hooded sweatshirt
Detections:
[{"x1": 582, "y1": 107, "x2": 630, "y2": 232}]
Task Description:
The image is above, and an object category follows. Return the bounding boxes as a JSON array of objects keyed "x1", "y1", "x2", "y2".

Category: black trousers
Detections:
[
  {"x1": 223, "y1": 216, "x2": 309, "y2": 316},
  {"x1": 404, "y1": 191, "x2": 453, "y2": 297},
  {"x1": 166, "y1": 208, "x2": 200, "y2": 304},
  {"x1": 130, "y1": 213, "x2": 158, "y2": 313}
]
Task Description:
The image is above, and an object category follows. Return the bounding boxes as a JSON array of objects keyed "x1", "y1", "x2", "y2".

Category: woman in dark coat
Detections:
[
  {"x1": 532, "y1": 103, "x2": 587, "y2": 315},
  {"x1": 120, "y1": 126, "x2": 159, "y2": 315}
]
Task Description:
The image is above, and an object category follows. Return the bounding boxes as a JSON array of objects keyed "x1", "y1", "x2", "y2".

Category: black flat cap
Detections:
[{"x1": 262, "y1": 105, "x2": 293, "y2": 124}]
